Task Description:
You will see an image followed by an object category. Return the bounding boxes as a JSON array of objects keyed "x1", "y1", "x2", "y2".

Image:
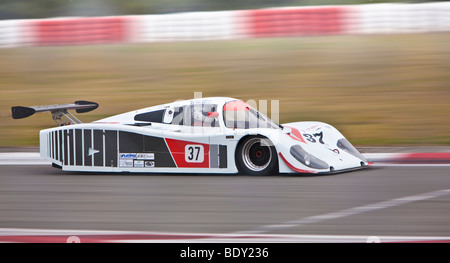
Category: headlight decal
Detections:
[
  {"x1": 337, "y1": 138, "x2": 367, "y2": 162},
  {"x1": 290, "y1": 145, "x2": 329, "y2": 169}
]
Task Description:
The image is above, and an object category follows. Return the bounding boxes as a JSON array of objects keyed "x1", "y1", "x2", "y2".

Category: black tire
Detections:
[{"x1": 235, "y1": 136, "x2": 278, "y2": 176}]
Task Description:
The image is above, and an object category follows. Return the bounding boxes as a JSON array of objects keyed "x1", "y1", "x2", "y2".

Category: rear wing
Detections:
[{"x1": 11, "y1": 100, "x2": 98, "y2": 126}]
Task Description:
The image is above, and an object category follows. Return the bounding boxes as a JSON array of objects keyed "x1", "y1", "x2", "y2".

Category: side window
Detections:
[
  {"x1": 184, "y1": 104, "x2": 219, "y2": 127},
  {"x1": 134, "y1": 109, "x2": 165, "y2": 123},
  {"x1": 171, "y1": 106, "x2": 184, "y2": 125}
]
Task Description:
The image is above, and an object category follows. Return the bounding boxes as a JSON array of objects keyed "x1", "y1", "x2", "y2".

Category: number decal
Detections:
[
  {"x1": 185, "y1": 145, "x2": 204, "y2": 163},
  {"x1": 303, "y1": 134, "x2": 316, "y2": 143},
  {"x1": 187, "y1": 147, "x2": 194, "y2": 160},
  {"x1": 313, "y1": 132, "x2": 324, "y2": 144},
  {"x1": 303, "y1": 132, "x2": 325, "y2": 144}
]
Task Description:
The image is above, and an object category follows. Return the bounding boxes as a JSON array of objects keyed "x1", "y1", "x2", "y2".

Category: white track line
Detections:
[
  {"x1": 0, "y1": 152, "x2": 50, "y2": 165},
  {"x1": 236, "y1": 189, "x2": 450, "y2": 234}
]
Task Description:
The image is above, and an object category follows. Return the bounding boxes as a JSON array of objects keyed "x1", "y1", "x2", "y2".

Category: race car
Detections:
[{"x1": 11, "y1": 97, "x2": 368, "y2": 175}]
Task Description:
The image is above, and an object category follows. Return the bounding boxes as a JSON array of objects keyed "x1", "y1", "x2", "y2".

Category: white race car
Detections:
[{"x1": 12, "y1": 97, "x2": 368, "y2": 175}]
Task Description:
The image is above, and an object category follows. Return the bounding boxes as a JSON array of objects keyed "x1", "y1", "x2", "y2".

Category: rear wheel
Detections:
[{"x1": 235, "y1": 136, "x2": 278, "y2": 176}]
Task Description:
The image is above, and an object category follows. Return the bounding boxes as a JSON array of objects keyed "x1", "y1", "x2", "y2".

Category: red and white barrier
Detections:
[
  {"x1": 32, "y1": 17, "x2": 129, "y2": 46},
  {"x1": 1, "y1": 2, "x2": 450, "y2": 48},
  {"x1": 246, "y1": 6, "x2": 347, "y2": 38}
]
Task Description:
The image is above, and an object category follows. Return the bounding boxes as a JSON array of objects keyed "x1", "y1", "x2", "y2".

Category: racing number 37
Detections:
[
  {"x1": 185, "y1": 145, "x2": 204, "y2": 163},
  {"x1": 303, "y1": 132, "x2": 324, "y2": 144}
]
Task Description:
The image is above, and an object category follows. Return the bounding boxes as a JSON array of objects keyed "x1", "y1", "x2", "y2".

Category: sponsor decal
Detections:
[
  {"x1": 120, "y1": 153, "x2": 154, "y2": 159},
  {"x1": 137, "y1": 153, "x2": 155, "y2": 160},
  {"x1": 119, "y1": 153, "x2": 156, "y2": 168},
  {"x1": 133, "y1": 160, "x2": 144, "y2": 168},
  {"x1": 119, "y1": 159, "x2": 133, "y2": 168},
  {"x1": 120, "y1": 153, "x2": 137, "y2": 159},
  {"x1": 145, "y1": 161, "x2": 155, "y2": 168}
]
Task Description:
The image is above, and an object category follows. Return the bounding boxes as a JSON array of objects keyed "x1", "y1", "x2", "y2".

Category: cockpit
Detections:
[
  {"x1": 132, "y1": 99, "x2": 280, "y2": 130},
  {"x1": 134, "y1": 103, "x2": 219, "y2": 127}
]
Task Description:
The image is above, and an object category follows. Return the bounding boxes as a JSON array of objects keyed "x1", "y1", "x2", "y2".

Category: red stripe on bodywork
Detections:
[
  {"x1": 284, "y1": 126, "x2": 307, "y2": 144},
  {"x1": 279, "y1": 153, "x2": 317, "y2": 174},
  {"x1": 165, "y1": 138, "x2": 209, "y2": 168}
]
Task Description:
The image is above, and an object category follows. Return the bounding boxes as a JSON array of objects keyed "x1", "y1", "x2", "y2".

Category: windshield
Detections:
[{"x1": 223, "y1": 100, "x2": 280, "y2": 129}]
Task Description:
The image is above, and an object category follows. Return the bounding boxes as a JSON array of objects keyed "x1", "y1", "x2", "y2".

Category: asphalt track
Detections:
[{"x1": 1, "y1": 164, "x2": 449, "y2": 240}]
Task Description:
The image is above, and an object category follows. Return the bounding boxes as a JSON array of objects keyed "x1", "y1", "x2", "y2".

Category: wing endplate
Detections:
[{"x1": 11, "y1": 106, "x2": 36, "y2": 119}]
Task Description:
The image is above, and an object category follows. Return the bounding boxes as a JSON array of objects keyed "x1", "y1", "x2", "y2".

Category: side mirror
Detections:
[{"x1": 163, "y1": 108, "x2": 174, "y2": 124}]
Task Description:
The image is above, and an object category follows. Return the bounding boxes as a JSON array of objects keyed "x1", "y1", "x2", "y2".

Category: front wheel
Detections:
[{"x1": 235, "y1": 136, "x2": 278, "y2": 176}]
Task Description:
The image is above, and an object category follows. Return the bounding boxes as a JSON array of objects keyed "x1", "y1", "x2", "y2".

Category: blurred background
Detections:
[{"x1": 1, "y1": 0, "x2": 450, "y2": 146}]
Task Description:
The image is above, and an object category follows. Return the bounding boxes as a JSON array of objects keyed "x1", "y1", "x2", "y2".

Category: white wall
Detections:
[
  {"x1": 0, "y1": 20, "x2": 31, "y2": 48},
  {"x1": 135, "y1": 11, "x2": 247, "y2": 43},
  {"x1": 350, "y1": 2, "x2": 450, "y2": 34}
]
